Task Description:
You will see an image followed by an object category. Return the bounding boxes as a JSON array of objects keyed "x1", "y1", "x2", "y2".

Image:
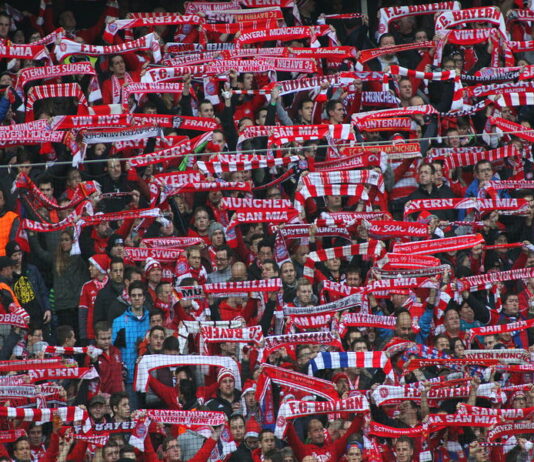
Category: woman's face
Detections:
[
  {"x1": 454, "y1": 340, "x2": 465, "y2": 357},
  {"x1": 60, "y1": 233, "x2": 73, "y2": 252},
  {"x1": 347, "y1": 446, "x2": 362, "y2": 462}
]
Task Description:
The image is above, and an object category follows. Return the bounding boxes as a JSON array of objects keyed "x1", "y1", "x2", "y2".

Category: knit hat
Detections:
[
  {"x1": 89, "y1": 254, "x2": 111, "y2": 274},
  {"x1": 217, "y1": 368, "x2": 235, "y2": 384},
  {"x1": 244, "y1": 417, "x2": 261, "y2": 439},
  {"x1": 242, "y1": 379, "x2": 256, "y2": 395},
  {"x1": 144, "y1": 257, "x2": 161, "y2": 274},
  {"x1": 106, "y1": 234, "x2": 125, "y2": 253},
  {"x1": 5, "y1": 241, "x2": 21, "y2": 257},
  {"x1": 208, "y1": 221, "x2": 225, "y2": 240}
]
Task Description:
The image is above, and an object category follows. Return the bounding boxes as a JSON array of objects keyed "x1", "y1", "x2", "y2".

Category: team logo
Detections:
[
  {"x1": 379, "y1": 387, "x2": 389, "y2": 399},
  {"x1": 172, "y1": 116, "x2": 182, "y2": 128}
]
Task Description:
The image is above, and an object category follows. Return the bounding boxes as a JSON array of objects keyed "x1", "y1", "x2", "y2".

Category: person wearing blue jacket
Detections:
[{"x1": 112, "y1": 279, "x2": 150, "y2": 407}]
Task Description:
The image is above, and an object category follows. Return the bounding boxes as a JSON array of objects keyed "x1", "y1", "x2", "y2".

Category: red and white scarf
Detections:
[
  {"x1": 28, "y1": 367, "x2": 98, "y2": 382},
  {"x1": 435, "y1": 7, "x2": 506, "y2": 35},
  {"x1": 25, "y1": 83, "x2": 88, "y2": 122},
  {"x1": 44, "y1": 345, "x2": 103, "y2": 358},
  {"x1": 351, "y1": 104, "x2": 437, "y2": 122},
  {"x1": 123, "y1": 247, "x2": 184, "y2": 262},
  {"x1": 104, "y1": 15, "x2": 204, "y2": 42},
  {"x1": 235, "y1": 25, "x2": 336, "y2": 47},
  {"x1": 274, "y1": 395, "x2": 368, "y2": 438},
  {"x1": 276, "y1": 223, "x2": 351, "y2": 241},
  {"x1": 262, "y1": 332, "x2": 342, "y2": 360},
  {"x1": 488, "y1": 422, "x2": 534, "y2": 441},
  {"x1": 200, "y1": 326, "x2": 264, "y2": 354},
  {"x1": 458, "y1": 404, "x2": 534, "y2": 420},
  {"x1": 392, "y1": 234, "x2": 485, "y2": 255},
  {"x1": 128, "y1": 132, "x2": 212, "y2": 167},
  {"x1": 403, "y1": 198, "x2": 530, "y2": 217},
  {"x1": 135, "y1": 354, "x2": 241, "y2": 392},
  {"x1": 16, "y1": 62, "x2": 97, "y2": 94},
  {"x1": 376, "y1": 253, "x2": 441, "y2": 270},
  {"x1": 55, "y1": 33, "x2": 161, "y2": 62},
  {"x1": 303, "y1": 241, "x2": 385, "y2": 281},
  {"x1": 359, "y1": 41, "x2": 435, "y2": 63},
  {"x1": 49, "y1": 114, "x2": 131, "y2": 130},
  {"x1": 489, "y1": 116, "x2": 534, "y2": 143},
  {"x1": 294, "y1": 185, "x2": 369, "y2": 215},
  {"x1": 377, "y1": 2, "x2": 460, "y2": 36},
  {"x1": 458, "y1": 267, "x2": 534, "y2": 292},
  {"x1": 146, "y1": 409, "x2": 226, "y2": 426},
  {"x1": 367, "y1": 220, "x2": 429, "y2": 239},
  {"x1": 198, "y1": 155, "x2": 299, "y2": 174},
  {"x1": 284, "y1": 293, "x2": 362, "y2": 316},
  {"x1": 0, "y1": 407, "x2": 88, "y2": 425}
]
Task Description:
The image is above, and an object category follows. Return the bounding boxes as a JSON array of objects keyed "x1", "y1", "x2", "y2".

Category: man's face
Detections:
[
  {"x1": 157, "y1": 283, "x2": 172, "y2": 303},
  {"x1": 259, "y1": 432, "x2": 276, "y2": 453},
  {"x1": 261, "y1": 262, "x2": 277, "y2": 280},
  {"x1": 10, "y1": 249, "x2": 22, "y2": 266},
  {"x1": 353, "y1": 341, "x2": 368, "y2": 353},
  {"x1": 432, "y1": 163, "x2": 443, "y2": 186},
  {"x1": 444, "y1": 310, "x2": 460, "y2": 331},
  {"x1": 299, "y1": 102, "x2": 313, "y2": 123},
  {"x1": 90, "y1": 402, "x2": 106, "y2": 420},
  {"x1": 484, "y1": 336, "x2": 497, "y2": 349},
  {"x1": 307, "y1": 420, "x2": 325, "y2": 444},
  {"x1": 199, "y1": 102, "x2": 215, "y2": 118},
  {"x1": 103, "y1": 446, "x2": 120, "y2": 462},
  {"x1": 149, "y1": 329, "x2": 165, "y2": 352},
  {"x1": 346, "y1": 272, "x2": 362, "y2": 287},
  {"x1": 188, "y1": 250, "x2": 202, "y2": 270},
  {"x1": 0, "y1": 264, "x2": 13, "y2": 282},
  {"x1": 435, "y1": 337, "x2": 450, "y2": 351},
  {"x1": 504, "y1": 295, "x2": 519, "y2": 316},
  {"x1": 475, "y1": 163, "x2": 493, "y2": 182},
  {"x1": 96, "y1": 329, "x2": 112, "y2": 351},
  {"x1": 212, "y1": 132, "x2": 225, "y2": 149},
  {"x1": 0, "y1": 16, "x2": 10, "y2": 38},
  {"x1": 195, "y1": 211, "x2": 210, "y2": 232},
  {"x1": 110, "y1": 56, "x2": 126, "y2": 76},
  {"x1": 115, "y1": 398, "x2": 130, "y2": 420},
  {"x1": 14, "y1": 440, "x2": 31, "y2": 461},
  {"x1": 297, "y1": 348, "x2": 312, "y2": 367},
  {"x1": 296, "y1": 284, "x2": 313, "y2": 305},
  {"x1": 164, "y1": 439, "x2": 182, "y2": 462},
  {"x1": 28, "y1": 426, "x2": 43, "y2": 446},
  {"x1": 211, "y1": 230, "x2": 225, "y2": 247},
  {"x1": 230, "y1": 419, "x2": 245, "y2": 442},
  {"x1": 65, "y1": 331, "x2": 76, "y2": 348},
  {"x1": 59, "y1": 10, "x2": 76, "y2": 29},
  {"x1": 395, "y1": 313, "x2": 413, "y2": 338},
  {"x1": 107, "y1": 159, "x2": 122, "y2": 180},
  {"x1": 215, "y1": 250, "x2": 230, "y2": 271},
  {"x1": 129, "y1": 289, "x2": 145, "y2": 310},
  {"x1": 418, "y1": 166, "x2": 434, "y2": 186},
  {"x1": 110, "y1": 263, "x2": 124, "y2": 284},
  {"x1": 257, "y1": 246, "x2": 272, "y2": 264},
  {"x1": 219, "y1": 377, "x2": 235, "y2": 396},
  {"x1": 395, "y1": 441, "x2": 413, "y2": 462},
  {"x1": 415, "y1": 31, "x2": 428, "y2": 42},
  {"x1": 399, "y1": 80, "x2": 413, "y2": 100},
  {"x1": 148, "y1": 266, "x2": 162, "y2": 285},
  {"x1": 280, "y1": 262, "x2": 296, "y2": 284},
  {"x1": 256, "y1": 109, "x2": 268, "y2": 126},
  {"x1": 39, "y1": 182, "x2": 54, "y2": 199},
  {"x1": 329, "y1": 103, "x2": 344, "y2": 123},
  {"x1": 242, "y1": 73, "x2": 254, "y2": 90}
]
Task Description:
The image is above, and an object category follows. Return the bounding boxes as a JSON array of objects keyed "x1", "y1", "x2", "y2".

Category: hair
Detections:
[
  {"x1": 13, "y1": 436, "x2": 29, "y2": 451},
  {"x1": 56, "y1": 325, "x2": 74, "y2": 345},
  {"x1": 326, "y1": 98, "x2": 342, "y2": 115},
  {"x1": 378, "y1": 32, "x2": 395, "y2": 45},
  {"x1": 179, "y1": 378, "x2": 197, "y2": 402},
  {"x1": 103, "y1": 441, "x2": 119, "y2": 453},
  {"x1": 474, "y1": 159, "x2": 492, "y2": 174},
  {"x1": 36, "y1": 174, "x2": 53, "y2": 188},
  {"x1": 263, "y1": 450, "x2": 283, "y2": 462},
  {"x1": 128, "y1": 280, "x2": 145, "y2": 296},
  {"x1": 351, "y1": 338, "x2": 370, "y2": 351},
  {"x1": 259, "y1": 429, "x2": 274, "y2": 441},
  {"x1": 149, "y1": 325, "x2": 166, "y2": 337},
  {"x1": 124, "y1": 265, "x2": 143, "y2": 282},
  {"x1": 109, "y1": 392, "x2": 129, "y2": 413},
  {"x1": 395, "y1": 436, "x2": 414, "y2": 450},
  {"x1": 199, "y1": 99, "x2": 214, "y2": 109},
  {"x1": 186, "y1": 245, "x2": 202, "y2": 257},
  {"x1": 162, "y1": 436, "x2": 179, "y2": 452},
  {"x1": 257, "y1": 239, "x2": 273, "y2": 252},
  {"x1": 502, "y1": 292, "x2": 518, "y2": 305},
  {"x1": 155, "y1": 283, "x2": 170, "y2": 297},
  {"x1": 94, "y1": 320, "x2": 112, "y2": 336},
  {"x1": 110, "y1": 256, "x2": 124, "y2": 267},
  {"x1": 298, "y1": 98, "x2": 313, "y2": 111},
  {"x1": 296, "y1": 277, "x2": 312, "y2": 290},
  {"x1": 54, "y1": 229, "x2": 74, "y2": 274},
  {"x1": 434, "y1": 334, "x2": 450, "y2": 348},
  {"x1": 215, "y1": 245, "x2": 233, "y2": 259},
  {"x1": 163, "y1": 335, "x2": 179, "y2": 352},
  {"x1": 28, "y1": 321, "x2": 43, "y2": 336},
  {"x1": 119, "y1": 444, "x2": 136, "y2": 457},
  {"x1": 261, "y1": 259, "x2": 279, "y2": 274},
  {"x1": 230, "y1": 414, "x2": 245, "y2": 425},
  {"x1": 418, "y1": 163, "x2": 435, "y2": 174}
]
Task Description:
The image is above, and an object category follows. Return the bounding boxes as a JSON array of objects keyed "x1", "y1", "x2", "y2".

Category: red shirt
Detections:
[
  {"x1": 93, "y1": 346, "x2": 124, "y2": 394},
  {"x1": 79, "y1": 277, "x2": 108, "y2": 339}
]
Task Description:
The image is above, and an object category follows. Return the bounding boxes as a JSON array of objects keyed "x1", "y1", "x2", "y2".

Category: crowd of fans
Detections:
[{"x1": 0, "y1": 0, "x2": 534, "y2": 461}]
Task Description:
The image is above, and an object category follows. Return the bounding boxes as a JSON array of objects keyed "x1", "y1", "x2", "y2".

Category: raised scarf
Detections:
[
  {"x1": 435, "y1": 7, "x2": 506, "y2": 35},
  {"x1": 235, "y1": 25, "x2": 335, "y2": 47},
  {"x1": 309, "y1": 351, "x2": 394, "y2": 381},
  {"x1": 404, "y1": 198, "x2": 530, "y2": 217},
  {"x1": 392, "y1": 234, "x2": 485, "y2": 255},
  {"x1": 198, "y1": 156, "x2": 299, "y2": 175},
  {"x1": 124, "y1": 247, "x2": 184, "y2": 262},
  {"x1": 200, "y1": 326, "x2": 264, "y2": 354},
  {"x1": 25, "y1": 83, "x2": 88, "y2": 122}
]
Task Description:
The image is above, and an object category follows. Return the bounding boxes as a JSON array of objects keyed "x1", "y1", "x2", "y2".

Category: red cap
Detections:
[
  {"x1": 244, "y1": 417, "x2": 261, "y2": 439},
  {"x1": 217, "y1": 368, "x2": 235, "y2": 384},
  {"x1": 89, "y1": 254, "x2": 110, "y2": 274}
]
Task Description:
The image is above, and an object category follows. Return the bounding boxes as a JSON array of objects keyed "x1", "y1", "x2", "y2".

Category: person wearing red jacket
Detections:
[{"x1": 286, "y1": 416, "x2": 364, "y2": 462}]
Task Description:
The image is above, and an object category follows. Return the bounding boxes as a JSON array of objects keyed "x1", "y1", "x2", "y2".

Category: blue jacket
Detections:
[
  {"x1": 459, "y1": 175, "x2": 510, "y2": 219},
  {"x1": 112, "y1": 308, "x2": 149, "y2": 384}
]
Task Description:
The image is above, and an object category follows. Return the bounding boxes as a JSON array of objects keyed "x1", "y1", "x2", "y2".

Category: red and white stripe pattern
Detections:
[
  {"x1": 491, "y1": 92, "x2": 534, "y2": 108},
  {"x1": 303, "y1": 170, "x2": 384, "y2": 192},
  {"x1": 303, "y1": 241, "x2": 385, "y2": 281},
  {"x1": 25, "y1": 83, "x2": 88, "y2": 121},
  {"x1": 197, "y1": 155, "x2": 299, "y2": 174},
  {"x1": 0, "y1": 406, "x2": 88, "y2": 423},
  {"x1": 294, "y1": 184, "x2": 369, "y2": 215},
  {"x1": 44, "y1": 345, "x2": 103, "y2": 357}
]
